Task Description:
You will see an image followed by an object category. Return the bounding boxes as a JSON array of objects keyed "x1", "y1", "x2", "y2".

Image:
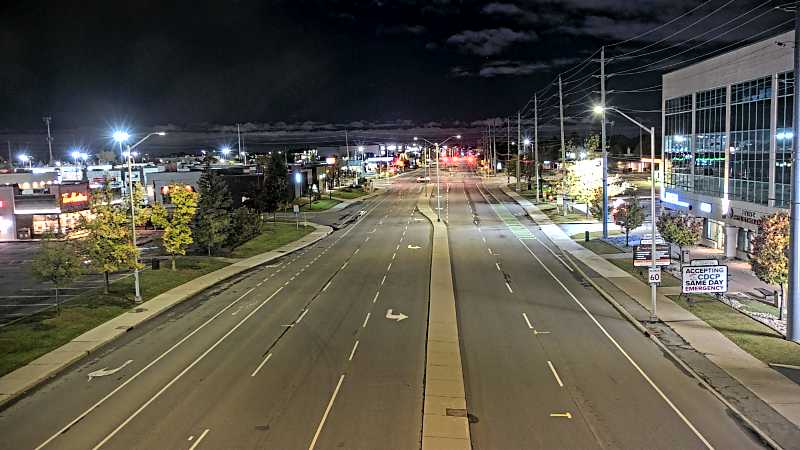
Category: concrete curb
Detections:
[
  {"x1": 416, "y1": 187, "x2": 472, "y2": 450},
  {"x1": 0, "y1": 223, "x2": 333, "y2": 409},
  {"x1": 563, "y1": 252, "x2": 783, "y2": 450}
]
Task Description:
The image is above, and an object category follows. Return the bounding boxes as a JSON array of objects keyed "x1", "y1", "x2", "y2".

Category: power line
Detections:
[{"x1": 606, "y1": 0, "x2": 717, "y2": 48}]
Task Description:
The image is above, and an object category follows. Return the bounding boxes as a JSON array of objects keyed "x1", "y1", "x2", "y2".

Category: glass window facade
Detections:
[
  {"x1": 694, "y1": 87, "x2": 726, "y2": 197},
  {"x1": 664, "y1": 95, "x2": 692, "y2": 189},
  {"x1": 729, "y1": 76, "x2": 771, "y2": 205},
  {"x1": 776, "y1": 71, "x2": 794, "y2": 207}
]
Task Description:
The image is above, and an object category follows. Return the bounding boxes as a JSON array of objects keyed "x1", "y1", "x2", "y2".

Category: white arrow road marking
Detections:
[
  {"x1": 407, "y1": 245, "x2": 421, "y2": 249},
  {"x1": 385, "y1": 309, "x2": 409, "y2": 322},
  {"x1": 88, "y1": 360, "x2": 133, "y2": 381},
  {"x1": 550, "y1": 412, "x2": 572, "y2": 419}
]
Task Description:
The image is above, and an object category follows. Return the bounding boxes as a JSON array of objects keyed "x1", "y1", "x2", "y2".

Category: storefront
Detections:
[{"x1": 0, "y1": 181, "x2": 91, "y2": 240}]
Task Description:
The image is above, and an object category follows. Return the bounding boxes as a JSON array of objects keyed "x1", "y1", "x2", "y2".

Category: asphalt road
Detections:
[
  {"x1": 444, "y1": 165, "x2": 764, "y2": 449},
  {"x1": 0, "y1": 173, "x2": 431, "y2": 450}
]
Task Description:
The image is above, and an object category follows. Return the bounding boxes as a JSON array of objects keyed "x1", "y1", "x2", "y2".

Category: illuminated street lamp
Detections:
[
  {"x1": 594, "y1": 105, "x2": 658, "y2": 322},
  {"x1": 220, "y1": 146, "x2": 231, "y2": 161},
  {"x1": 114, "y1": 129, "x2": 166, "y2": 303},
  {"x1": 18, "y1": 154, "x2": 32, "y2": 168},
  {"x1": 71, "y1": 150, "x2": 81, "y2": 165}
]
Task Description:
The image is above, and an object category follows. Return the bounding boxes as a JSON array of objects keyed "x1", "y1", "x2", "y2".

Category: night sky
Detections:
[{"x1": 0, "y1": 0, "x2": 792, "y2": 158}]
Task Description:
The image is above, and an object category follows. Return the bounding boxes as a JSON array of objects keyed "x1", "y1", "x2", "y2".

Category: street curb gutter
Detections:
[
  {"x1": 0, "y1": 223, "x2": 333, "y2": 410},
  {"x1": 563, "y1": 252, "x2": 783, "y2": 450},
  {"x1": 416, "y1": 188, "x2": 472, "y2": 450}
]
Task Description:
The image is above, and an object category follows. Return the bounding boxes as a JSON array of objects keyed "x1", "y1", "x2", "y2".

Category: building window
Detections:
[
  {"x1": 694, "y1": 87, "x2": 726, "y2": 197},
  {"x1": 776, "y1": 71, "x2": 794, "y2": 207},
  {"x1": 665, "y1": 95, "x2": 692, "y2": 190},
  {"x1": 729, "y1": 76, "x2": 771, "y2": 205}
]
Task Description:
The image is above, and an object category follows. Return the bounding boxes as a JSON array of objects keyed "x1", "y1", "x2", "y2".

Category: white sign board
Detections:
[
  {"x1": 293, "y1": 204, "x2": 300, "y2": 214},
  {"x1": 648, "y1": 267, "x2": 661, "y2": 285},
  {"x1": 682, "y1": 265, "x2": 728, "y2": 294}
]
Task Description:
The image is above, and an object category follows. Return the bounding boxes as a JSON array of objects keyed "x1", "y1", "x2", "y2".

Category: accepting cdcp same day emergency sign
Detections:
[{"x1": 681, "y1": 265, "x2": 728, "y2": 294}]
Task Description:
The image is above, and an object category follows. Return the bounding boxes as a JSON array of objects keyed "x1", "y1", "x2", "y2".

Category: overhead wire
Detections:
[{"x1": 606, "y1": 0, "x2": 716, "y2": 48}]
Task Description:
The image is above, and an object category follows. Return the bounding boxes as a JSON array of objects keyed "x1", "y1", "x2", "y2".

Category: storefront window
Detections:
[{"x1": 32, "y1": 215, "x2": 60, "y2": 236}]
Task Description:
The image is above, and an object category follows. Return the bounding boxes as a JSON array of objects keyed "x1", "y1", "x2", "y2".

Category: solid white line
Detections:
[
  {"x1": 505, "y1": 282, "x2": 513, "y2": 294},
  {"x1": 308, "y1": 375, "x2": 345, "y2": 450},
  {"x1": 547, "y1": 361, "x2": 564, "y2": 388},
  {"x1": 353, "y1": 248, "x2": 360, "y2": 255},
  {"x1": 251, "y1": 353, "x2": 273, "y2": 377},
  {"x1": 518, "y1": 238, "x2": 714, "y2": 449},
  {"x1": 348, "y1": 340, "x2": 360, "y2": 361},
  {"x1": 88, "y1": 287, "x2": 284, "y2": 450},
  {"x1": 495, "y1": 262, "x2": 501, "y2": 272},
  {"x1": 296, "y1": 308, "x2": 309, "y2": 324},
  {"x1": 522, "y1": 312, "x2": 534, "y2": 329},
  {"x1": 341, "y1": 262, "x2": 349, "y2": 270},
  {"x1": 362, "y1": 312, "x2": 371, "y2": 328},
  {"x1": 373, "y1": 291, "x2": 380, "y2": 303},
  {"x1": 322, "y1": 281, "x2": 332, "y2": 292},
  {"x1": 188, "y1": 429, "x2": 210, "y2": 450},
  {"x1": 34, "y1": 283, "x2": 261, "y2": 450}
]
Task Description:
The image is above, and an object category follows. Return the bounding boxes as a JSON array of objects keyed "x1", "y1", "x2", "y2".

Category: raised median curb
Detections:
[
  {"x1": 0, "y1": 223, "x2": 332, "y2": 409},
  {"x1": 417, "y1": 186, "x2": 472, "y2": 450}
]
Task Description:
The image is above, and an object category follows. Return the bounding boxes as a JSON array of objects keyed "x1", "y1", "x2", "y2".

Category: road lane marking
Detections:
[
  {"x1": 251, "y1": 353, "x2": 273, "y2": 377},
  {"x1": 381, "y1": 275, "x2": 387, "y2": 285},
  {"x1": 522, "y1": 312, "x2": 534, "y2": 329},
  {"x1": 365, "y1": 236, "x2": 370, "y2": 242},
  {"x1": 373, "y1": 291, "x2": 380, "y2": 303},
  {"x1": 188, "y1": 429, "x2": 210, "y2": 450},
  {"x1": 308, "y1": 374, "x2": 345, "y2": 450},
  {"x1": 348, "y1": 340, "x2": 360, "y2": 361},
  {"x1": 87, "y1": 360, "x2": 134, "y2": 381},
  {"x1": 392, "y1": 253, "x2": 396, "y2": 260},
  {"x1": 505, "y1": 282, "x2": 513, "y2": 294},
  {"x1": 487, "y1": 248, "x2": 493, "y2": 255},
  {"x1": 256, "y1": 282, "x2": 263, "y2": 287},
  {"x1": 519, "y1": 238, "x2": 714, "y2": 449},
  {"x1": 387, "y1": 263, "x2": 392, "y2": 271},
  {"x1": 362, "y1": 312, "x2": 371, "y2": 328},
  {"x1": 550, "y1": 412, "x2": 572, "y2": 419},
  {"x1": 322, "y1": 281, "x2": 332, "y2": 292},
  {"x1": 395, "y1": 244, "x2": 400, "y2": 251},
  {"x1": 341, "y1": 262, "x2": 349, "y2": 270},
  {"x1": 547, "y1": 361, "x2": 564, "y2": 387},
  {"x1": 353, "y1": 248, "x2": 360, "y2": 255},
  {"x1": 296, "y1": 308, "x2": 309, "y2": 324},
  {"x1": 87, "y1": 287, "x2": 284, "y2": 450}
]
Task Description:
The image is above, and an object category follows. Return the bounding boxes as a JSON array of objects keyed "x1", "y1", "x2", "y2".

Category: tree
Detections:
[
  {"x1": 31, "y1": 238, "x2": 82, "y2": 314},
  {"x1": 195, "y1": 169, "x2": 232, "y2": 256},
  {"x1": 150, "y1": 202, "x2": 168, "y2": 229},
  {"x1": 157, "y1": 184, "x2": 199, "y2": 270},
  {"x1": 80, "y1": 182, "x2": 139, "y2": 293},
  {"x1": 562, "y1": 158, "x2": 629, "y2": 217},
  {"x1": 657, "y1": 213, "x2": 701, "y2": 260},
  {"x1": 123, "y1": 182, "x2": 149, "y2": 227},
  {"x1": 227, "y1": 207, "x2": 262, "y2": 248},
  {"x1": 613, "y1": 198, "x2": 645, "y2": 246},
  {"x1": 751, "y1": 212, "x2": 789, "y2": 317}
]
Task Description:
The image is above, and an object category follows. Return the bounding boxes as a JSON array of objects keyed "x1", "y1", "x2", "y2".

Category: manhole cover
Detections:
[{"x1": 446, "y1": 408, "x2": 467, "y2": 417}]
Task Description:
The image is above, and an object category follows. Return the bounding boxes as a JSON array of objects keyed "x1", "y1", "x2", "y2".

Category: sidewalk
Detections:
[
  {"x1": 0, "y1": 223, "x2": 332, "y2": 408},
  {"x1": 495, "y1": 180, "x2": 800, "y2": 441}
]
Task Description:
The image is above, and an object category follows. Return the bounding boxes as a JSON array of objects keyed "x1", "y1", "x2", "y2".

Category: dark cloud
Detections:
[
  {"x1": 446, "y1": 27, "x2": 538, "y2": 56},
  {"x1": 481, "y1": 2, "x2": 540, "y2": 24},
  {"x1": 377, "y1": 24, "x2": 427, "y2": 35}
]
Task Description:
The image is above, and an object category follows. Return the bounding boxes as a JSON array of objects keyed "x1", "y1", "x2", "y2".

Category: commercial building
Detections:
[
  {"x1": 0, "y1": 172, "x2": 91, "y2": 240},
  {"x1": 662, "y1": 30, "x2": 793, "y2": 259}
]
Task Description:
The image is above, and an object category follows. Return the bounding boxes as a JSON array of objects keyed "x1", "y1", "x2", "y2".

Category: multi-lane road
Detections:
[{"x1": 0, "y1": 168, "x2": 771, "y2": 449}]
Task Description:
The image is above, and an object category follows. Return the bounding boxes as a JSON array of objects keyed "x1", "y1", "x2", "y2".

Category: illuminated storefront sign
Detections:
[{"x1": 61, "y1": 192, "x2": 88, "y2": 205}]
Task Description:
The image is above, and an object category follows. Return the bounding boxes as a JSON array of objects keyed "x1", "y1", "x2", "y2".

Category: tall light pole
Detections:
[
  {"x1": 114, "y1": 130, "x2": 166, "y2": 303},
  {"x1": 600, "y1": 46, "x2": 609, "y2": 239},
  {"x1": 43, "y1": 116, "x2": 54, "y2": 164},
  {"x1": 220, "y1": 146, "x2": 231, "y2": 162},
  {"x1": 517, "y1": 111, "x2": 521, "y2": 193},
  {"x1": 595, "y1": 105, "x2": 658, "y2": 322},
  {"x1": 19, "y1": 154, "x2": 32, "y2": 169},
  {"x1": 415, "y1": 135, "x2": 461, "y2": 221},
  {"x1": 789, "y1": 4, "x2": 800, "y2": 342}
]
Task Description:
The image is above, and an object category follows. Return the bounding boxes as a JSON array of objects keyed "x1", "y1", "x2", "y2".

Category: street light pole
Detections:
[
  {"x1": 517, "y1": 111, "x2": 521, "y2": 193},
  {"x1": 789, "y1": 5, "x2": 800, "y2": 341},
  {"x1": 600, "y1": 46, "x2": 609, "y2": 239},
  {"x1": 435, "y1": 143, "x2": 441, "y2": 221},
  {"x1": 596, "y1": 106, "x2": 658, "y2": 321}
]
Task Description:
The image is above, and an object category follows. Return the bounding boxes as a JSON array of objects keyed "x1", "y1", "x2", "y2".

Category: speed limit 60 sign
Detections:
[{"x1": 648, "y1": 267, "x2": 661, "y2": 285}]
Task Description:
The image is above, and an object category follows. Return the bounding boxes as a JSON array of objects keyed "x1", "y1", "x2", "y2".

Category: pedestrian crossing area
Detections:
[{"x1": 488, "y1": 202, "x2": 536, "y2": 240}]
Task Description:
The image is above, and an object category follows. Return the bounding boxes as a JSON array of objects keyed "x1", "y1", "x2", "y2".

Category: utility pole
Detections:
[
  {"x1": 507, "y1": 117, "x2": 511, "y2": 183},
  {"x1": 43, "y1": 116, "x2": 53, "y2": 164},
  {"x1": 492, "y1": 120, "x2": 497, "y2": 175},
  {"x1": 516, "y1": 111, "x2": 521, "y2": 192},
  {"x1": 345, "y1": 129, "x2": 350, "y2": 182},
  {"x1": 7, "y1": 141, "x2": 11, "y2": 167},
  {"x1": 237, "y1": 123, "x2": 245, "y2": 165},
  {"x1": 559, "y1": 76, "x2": 567, "y2": 215},
  {"x1": 788, "y1": 5, "x2": 800, "y2": 342},
  {"x1": 534, "y1": 94, "x2": 540, "y2": 202},
  {"x1": 600, "y1": 45, "x2": 609, "y2": 238}
]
